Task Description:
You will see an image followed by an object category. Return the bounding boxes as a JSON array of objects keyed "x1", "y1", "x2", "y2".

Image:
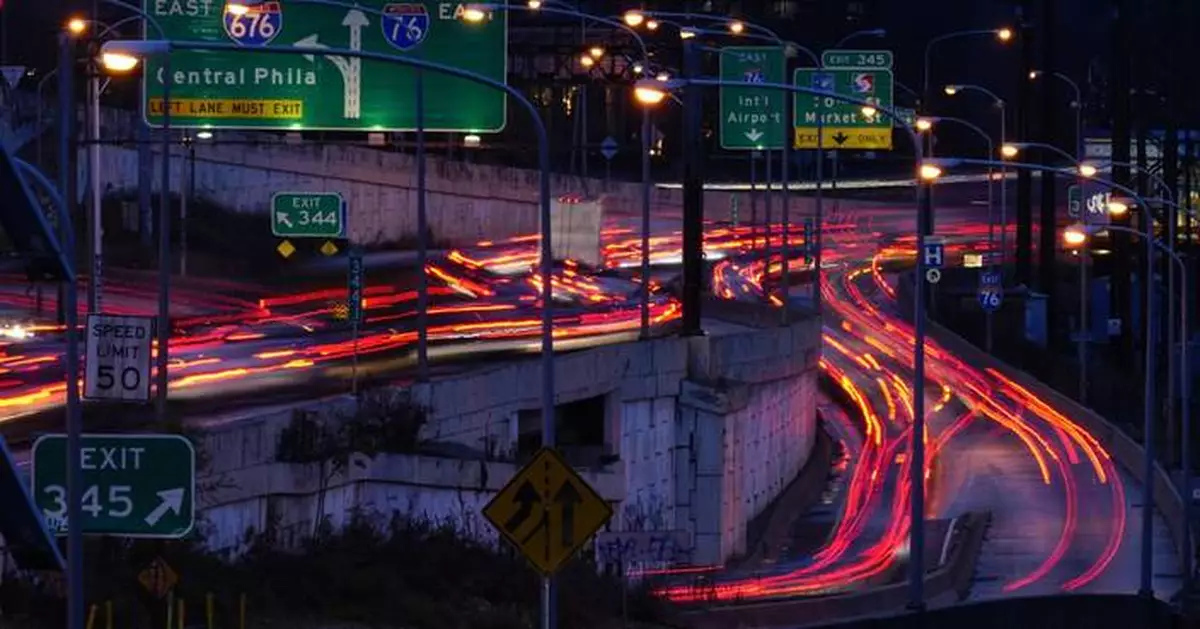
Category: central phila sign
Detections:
[{"x1": 84, "y1": 314, "x2": 153, "y2": 402}]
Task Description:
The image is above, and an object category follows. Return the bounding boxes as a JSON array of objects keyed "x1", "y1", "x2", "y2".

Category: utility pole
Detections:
[
  {"x1": 1111, "y1": 0, "x2": 1133, "y2": 366},
  {"x1": 1162, "y1": 0, "x2": 1181, "y2": 472},
  {"x1": 1037, "y1": 0, "x2": 1058, "y2": 338},
  {"x1": 1014, "y1": 0, "x2": 1035, "y2": 287}
]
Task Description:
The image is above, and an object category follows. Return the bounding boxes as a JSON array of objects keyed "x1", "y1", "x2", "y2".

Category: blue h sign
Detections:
[{"x1": 923, "y1": 243, "x2": 944, "y2": 269}]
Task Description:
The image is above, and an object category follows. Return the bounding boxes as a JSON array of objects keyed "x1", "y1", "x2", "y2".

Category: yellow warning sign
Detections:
[
  {"x1": 277, "y1": 240, "x2": 296, "y2": 259},
  {"x1": 793, "y1": 127, "x2": 893, "y2": 150},
  {"x1": 137, "y1": 557, "x2": 178, "y2": 599},
  {"x1": 483, "y1": 447, "x2": 613, "y2": 575},
  {"x1": 148, "y1": 98, "x2": 303, "y2": 119},
  {"x1": 320, "y1": 240, "x2": 339, "y2": 257}
]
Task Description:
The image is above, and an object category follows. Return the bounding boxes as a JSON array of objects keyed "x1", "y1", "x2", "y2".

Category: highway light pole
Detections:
[
  {"x1": 491, "y1": 3, "x2": 653, "y2": 338},
  {"x1": 917, "y1": 116, "x2": 996, "y2": 352},
  {"x1": 57, "y1": 30, "x2": 85, "y2": 629},
  {"x1": 928, "y1": 156, "x2": 1160, "y2": 597},
  {"x1": 103, "y1": 32, "x2": 559, "y2": 626},
  {"x1": 943, "y1": 84, "x2": 1006, "y2": 266}
]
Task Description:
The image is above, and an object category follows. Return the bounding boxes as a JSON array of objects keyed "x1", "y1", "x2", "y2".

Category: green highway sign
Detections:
[
  {"x1": 820, "y1": 49, "x2": 894, "y2": 70},
  {"x1": 143, "y1": 0, "x2": 508, "y2": 132},
  {"x1": 718, "y1": 46, "x2": 787, "y2": 150},
  {"x1": 32, "y1": 434, "x2": 195, "y2": 539},
  {"x1": 271, "y1": 192, "x2": 347, "y2": 237},
  {"x1": 793, "y1": 68, "x2": 894, "y2": 150}
]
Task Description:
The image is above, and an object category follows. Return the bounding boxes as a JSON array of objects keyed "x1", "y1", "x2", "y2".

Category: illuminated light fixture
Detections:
[
  {"x1": 1028, "y1": 70, "x2": 1040, "y2": 80},
  {"x1": 623, "y1": 10, "x2": 645, "y2": 27},
  {"x1": 1000, "y1": 144, "x2": 1019, "y2": 158},
  {"x1": 196, "y1": 130, "x2": 214, "y2": 140},
  {"x1": 943, "y1": 84, "x2": 959, "y2": 96},
  {"x1": 632, "y1": 63, "x2": 644, "y2": 74},
  {"x1": 919, "y1": 164, "x2": 943, "y2": 181},
  {"x1": 224, "y1": 2, "x2": 251, "y2": 15},
  {"x1": 589, "y1": 46, "x2": 604, "y2": 59},
  {"x1": 655, "y1": 71, "x2": 670, "y2": 82},
  {"x1": 1078, "y1": 163, "x2": 1098, "y2": 177},
  {"x1": 728, "y1": 20, "x2": 745, "y2": 34},
  {"x1": 463, "y1": 134, "x2": 482, "y2": 147},
  {"x1": 1063, "y1": 225, "x2": 1088, "y2": 247},
  {"x1": 680, "y1": 29, "x2": 697, "y2": 39},
  {"x1": 527, "y1": 0, "x2": 542, "y2": 8},
  {"x1": 461, "y1": 6, "x2": 488, "y2": 22},
  {"x1": 861, "y1": 105, "x2": 878, "y2": 118},
  {"x1": 99, "y1": 52, "x2": 140, "y2": 72},
  {"x1": 1107, "y1": 200, "x2": 1130, "y2": 216},
  {"x1": 915, "y1": 118, "x2": 934, "y2": 132},
  {"x1": 580, "y1": 54, "x2": 595, "y2": 68},
  {"x1": 634, "y1": 83, "x2": 668, "y2": 106},
  {"x1": 646, "y1": 19, "x2": 659, "y2": 30},
  {"x1": 996, "y1": 27, "x2": 1013, "y2": 41},
  {"x1": 66, "y1": 17, "x2": 88, "y2": 35}
]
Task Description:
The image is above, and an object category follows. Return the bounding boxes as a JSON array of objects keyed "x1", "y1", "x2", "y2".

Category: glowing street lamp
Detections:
[
  {"x1": 1000, "y1": 144, "x2": 1020, "y2": 159},
  {"x1": 996, "y1": 27, "x2": 1014, "y2": 41},
  {"x1": 861, "y1": 105, "x2": 878, "y2": 119},
  {"x1": 588, "y1": 46, "x2": 604, "y2": 59},
  {"x1": 224, "y1": 1, "x2": 250, "y2": 15},
  {"x1": 916, "y1": 118, "x2": 934, "y2": 132},
  {"x1": 728, "y1": 20, "x2": 745, "y2": 34},
  {"x1": 527, "y1": 0, "x2": 542, "y2": 8},
  {"x1": 99, "y1": 52, "x2": 140, "y2": 72},
  {"x1": 622, "y1": 10, "x2": 644, "y2": 27},
  {"x1": 919, "y1": 163, "x2": 943, "y2": 181},
  {"x1": 1107, "y1": 199, "x2": 1130, "y2": 216},
  {"x1": 579, "y1": 54, "x2": 595, "y2": 68},
  {"x1": 1079, "y1": 163, "x2": 1098, "y2": 178},
  {"x1": 67, "y1": 17, "x2": 88, "y2": 35},
  {"x1": 634, "y1": 83, "x2": 668, "y2": 106},
  {"x1": 461, "y1": 5, "x2": 488, "y2": 22}
]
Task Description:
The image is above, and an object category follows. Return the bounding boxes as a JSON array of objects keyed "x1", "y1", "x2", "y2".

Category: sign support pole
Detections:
[
  {"x1": 156, "y1": 53, "x2": 173, "y2": 422},
  {"x1": 416, "y1": 60, "x2": 429, "y2": 382},
  {"x1": 58, "y1": 32, "x2": 85, "y2": 629}
]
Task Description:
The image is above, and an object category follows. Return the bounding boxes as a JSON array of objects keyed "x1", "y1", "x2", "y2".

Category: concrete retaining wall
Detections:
[
  {"x1": 189, "y1": 306, "x2": 822, "y2": 566},
  {"x1": 89, "y1": 109, "x2": 894, "y2": 247}
]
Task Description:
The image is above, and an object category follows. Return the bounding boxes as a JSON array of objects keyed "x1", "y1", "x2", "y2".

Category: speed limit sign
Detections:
[{"x1": 84, "y1": 314, "x2": 154, "y2": 402}]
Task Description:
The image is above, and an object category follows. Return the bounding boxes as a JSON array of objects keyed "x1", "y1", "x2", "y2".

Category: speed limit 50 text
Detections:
[{"x1": 84, "y1": 314, "x2": 154, "y2": 402}]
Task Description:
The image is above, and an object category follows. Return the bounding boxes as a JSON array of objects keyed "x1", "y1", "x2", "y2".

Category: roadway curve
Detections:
[{"x1": 0, "y1": 196, "x2": 1180, "y2": 603}]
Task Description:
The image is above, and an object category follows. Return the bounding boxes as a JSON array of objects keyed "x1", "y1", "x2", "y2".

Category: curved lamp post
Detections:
[
  {"x1": 944, "y1": 83, "x2": 1008, "y2": 261},
  {"x1": 922, "y1": 27, "x2": 1013, "y2": 109}
]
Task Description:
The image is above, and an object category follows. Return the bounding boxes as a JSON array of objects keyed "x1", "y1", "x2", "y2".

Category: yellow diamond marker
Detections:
[
  {"x1": 277, "y1": 240, "x2": 296, "y2": 258},
  {"x1": 320, "y1": 240, "x2": 339, "y2": 257}
]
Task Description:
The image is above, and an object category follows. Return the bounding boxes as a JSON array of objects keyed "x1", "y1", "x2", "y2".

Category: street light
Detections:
[
  {"x1": 919, "y1": 163, "x2": 943, "y2": 181},
  {"x1": 916, "y1": 117, "x2": 934, "y2": 132},
  {"x1": 1079, "y1": 163, "x2": 1099, "y2": 178},
  {"x1": 526, "y1": 0, "x2": 541, "y2": 8},
  {"x1": 1107, "y1": 199, "x2": 1130, "y2": 216},
  {"x1": 622, "y1": 9, "x2": 644, "y2": 27},
  {"x1": 579, "y1": 54, "x2": 595, "y2": 68},
  {"x1": 942, "y1": 83, "x2": 1008, "y2": 262},
  {"x1": 634, "y1": 84, "x2": 667, "y2": 105},
  {"x1": 996, "y1": 27, "x2": 1014, "y2": 41},
  {"x1": 1062, "y1": 225, "x2": 1089, "y2": 247},
  {"x1": 929, "y1": 156, "x2": 1161, "y2": 599},
  {"x1": 588, "y1": 45, "x2": 604, "y2": 59},
  {"x1": 727, "y1": 20, "x2": 745, "y2": 34},
  {"x1": 923, "y1": 28, "x2": 1014, "y2": 109},
  {"x1": 99, "y1": 51, "x2": 139, "y2": 71},
  {"x1": 67, "y1": 16, "x2": 88, "y2": 34},
  {"x1": 461, "y1": 5, "x2": 488, "y2": 22},
  {"x1": 861, "y1": 105, "x2": 878, "y2": 119}
]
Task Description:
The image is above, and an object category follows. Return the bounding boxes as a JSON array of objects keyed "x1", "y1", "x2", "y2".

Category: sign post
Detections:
[
  {"x1": 793, "y1": 67, "x2": 894, "y2": 150},
  {"x1": 271, "y1": 192, "x2": 347, "y2": 238},
  {"x1": 32, "y1": 434, "x2": 195, "y2": 538},
  {"x1": 483, "y1": 447, "x2": 612, "y2": 575},
  {"x1": 143, "y1": 0, "x2": 508, "y2": 132},
  {"x1": 718, "y1": 46, "x2": 786, "y2": 150},
  {"x1": 348, "y1": 247, "x2": 364, "y2": 395},
  {"x1": 84, "y1": 314, "x2": 154, "y2": 402}
]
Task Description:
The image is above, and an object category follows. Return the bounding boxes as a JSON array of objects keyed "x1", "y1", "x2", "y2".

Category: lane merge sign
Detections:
[
  {"x1": 84, "y1": 314, "x2": 153, "y2": 402},
  {"x1": 271, "y1": 192, "x2": 347, "y2": 238},
  {"x1": 32, "y1": 434, "x2": 196, "y2": 538}
]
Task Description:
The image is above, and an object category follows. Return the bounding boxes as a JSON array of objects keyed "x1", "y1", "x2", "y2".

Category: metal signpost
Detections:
[
  {"x1": 718, "y1": 46, "x2": 786, "y2": 150},
  {"x1": 979, "y1": 270, "x2": 1003, "y2": 312},
  {"x1": 83, "y1": 314, "x2": 154, "y2": 402},
  {"x1": 271, "y1": 192, "x2": 347, "y2": 238},
  {"x1": 32, "y1": 434, "x2": 196, "y2": 538},
  {"x1": 143, "y1": 0, "x2": 508, "y2": 131},
  {"x1": 484, "y1": 447, "x2": 613, "y2": 576},
  {"x1": 348, "y1": 247, "x2": 364, "y2": 394},
  {"x1": 923, "y1": 237, "x2": 944, "y2": 284},
  {"x1": 793, "y1": 67, "x2": 894, "y2": 150}
]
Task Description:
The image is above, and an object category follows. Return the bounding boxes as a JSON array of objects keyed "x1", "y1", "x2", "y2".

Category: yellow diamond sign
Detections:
[
  {"x1": 320, "y1": 240, "x2": 339, "y2": 257},
  {"x1": 483, "y1": 447, "x2": 613, "y2": 575},
  {"x1": 276, "y1": 240, "x2": 296, "y2": 259}
]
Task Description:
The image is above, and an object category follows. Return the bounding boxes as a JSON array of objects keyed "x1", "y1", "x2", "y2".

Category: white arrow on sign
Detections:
[
  {"x1": 293, "y1": 9, "x2": 369, "y2": 120},
  {"x1": 744, "y1": 128, "x2": 764, "y2": 143},
  {"x1": 144, "y1": 488, "x2": 185, "y2": 527},
  {"x1": 275, "y1": 211, "x2": 294, "y2": 228}
]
